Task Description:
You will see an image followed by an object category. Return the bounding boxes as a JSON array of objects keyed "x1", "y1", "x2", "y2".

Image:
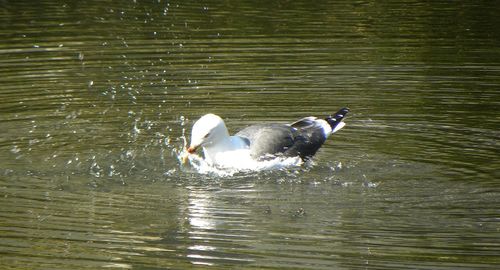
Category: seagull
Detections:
[{"x1": 185, "y1": 108, "x2": 349, "y2": 167}]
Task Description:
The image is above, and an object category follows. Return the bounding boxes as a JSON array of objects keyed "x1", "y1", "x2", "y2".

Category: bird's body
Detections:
[{"x1": 186, "y1": 108, "x2": 349, "y2": 167}]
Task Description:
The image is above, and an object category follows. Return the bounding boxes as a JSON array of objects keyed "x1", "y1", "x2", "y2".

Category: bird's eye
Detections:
[{"x1": 203, "y1": 133, "x2": 210, "y2": 139}]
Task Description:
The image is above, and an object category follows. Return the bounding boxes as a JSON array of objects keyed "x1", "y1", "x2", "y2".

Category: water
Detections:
[{"x1": 1, "y1": 0, "x2": 499, "y2": 269}]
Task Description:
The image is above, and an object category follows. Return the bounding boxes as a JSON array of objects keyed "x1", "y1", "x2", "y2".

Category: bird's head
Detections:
[{"x1": 187, "y1": 114, "x2": 229, "y2": 154}]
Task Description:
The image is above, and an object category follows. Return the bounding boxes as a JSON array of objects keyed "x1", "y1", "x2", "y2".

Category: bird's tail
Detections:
[{"x1": 325, "y1": 107, "x2": 349, "y2": 133}]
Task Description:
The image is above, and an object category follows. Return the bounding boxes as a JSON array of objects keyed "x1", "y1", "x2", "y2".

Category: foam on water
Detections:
[{"x1": 178, "y1": 149, "x2": 303, "y2": 177}]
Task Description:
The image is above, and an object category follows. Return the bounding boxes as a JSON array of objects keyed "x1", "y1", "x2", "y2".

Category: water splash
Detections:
[{"x1": 177, "y1": 149, "x2": 303, "y2": 177}]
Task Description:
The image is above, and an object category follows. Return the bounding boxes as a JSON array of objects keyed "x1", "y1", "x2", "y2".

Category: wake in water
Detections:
[
  {"x1": 174, "y1": 128, "x2": 304, "y2": 177},
  {"x1": 177, "y1": 148, "x2": 304, "y2": 177}
]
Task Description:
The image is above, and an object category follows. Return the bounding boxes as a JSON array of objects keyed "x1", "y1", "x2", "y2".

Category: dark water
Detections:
[{"x1": 1, "y1": 0, "x2": 499, "y2": 269}]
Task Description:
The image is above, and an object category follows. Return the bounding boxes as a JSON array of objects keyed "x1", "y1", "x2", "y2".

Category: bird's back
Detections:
[
  {"x1": 234, "y1": 108, "x2": 349, "y2": 160},
  {"x1": 235, "y1": 124, "x2": 296, "y2": 159},
  {"x1": 235, "y1": 122, "x2": 326, "y2": 160}
]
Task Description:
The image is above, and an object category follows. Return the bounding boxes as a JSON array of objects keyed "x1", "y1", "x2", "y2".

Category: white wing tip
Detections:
[{"x1": 332, "y1": 122, "x2": 345, "y2": 134}]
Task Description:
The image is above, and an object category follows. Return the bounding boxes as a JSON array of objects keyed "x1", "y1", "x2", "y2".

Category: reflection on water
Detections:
[{"x1": 1, "y1": 0, "x2": 499, "y2": 269}]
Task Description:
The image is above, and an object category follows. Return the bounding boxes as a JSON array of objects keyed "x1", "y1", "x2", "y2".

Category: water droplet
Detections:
[{"x1": 10, "y1": 146, "x2": 21, "y2": 154}]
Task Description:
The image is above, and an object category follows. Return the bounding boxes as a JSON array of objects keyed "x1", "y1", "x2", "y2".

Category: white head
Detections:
[{"x1": 187, "y1": 114, "x2": 230, "y2": 154}]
